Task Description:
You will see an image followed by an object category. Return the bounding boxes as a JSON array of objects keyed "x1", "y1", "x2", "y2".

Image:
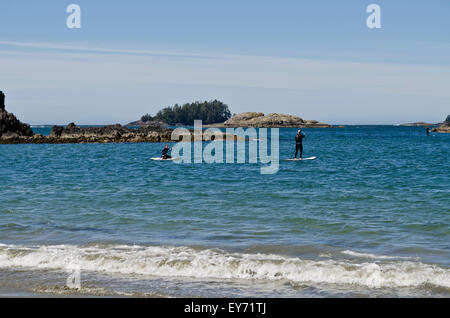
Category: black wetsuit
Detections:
[
  {"x1": 426, "y1": 128, "x2": 430, "y2": 136},
  {"x1": 161, "y1": 148, "x2": 171, "y2": 159},
  {"x1": 295, "y1": 133, "x2": 305, "y2": 158}
]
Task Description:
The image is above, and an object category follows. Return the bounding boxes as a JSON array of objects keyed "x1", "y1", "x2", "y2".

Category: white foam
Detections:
[
  {"x1": 0, "y1": 243, "x2": 448, "y2": 289},
  {"x1": 341, "y1": 250, "x2": 417, "y2": 260}
]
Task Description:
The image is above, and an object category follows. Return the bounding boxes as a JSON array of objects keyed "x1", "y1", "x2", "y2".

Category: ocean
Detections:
[{"x1": 0, "y1": 126, "x2": 449, "y2": 297}]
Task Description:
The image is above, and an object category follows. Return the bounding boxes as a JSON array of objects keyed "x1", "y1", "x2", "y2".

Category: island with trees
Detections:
[
  {"x1": 130, "y1": 100, "x2": 335, "y2": 128},
  {"x1": 129, "y1": 100, "x2": 232, "y2": 126}
]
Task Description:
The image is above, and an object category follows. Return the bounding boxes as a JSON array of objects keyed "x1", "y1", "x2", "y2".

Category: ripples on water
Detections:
[{"x1": 0, "y1": 126, "x2": 449, "y2": 297}]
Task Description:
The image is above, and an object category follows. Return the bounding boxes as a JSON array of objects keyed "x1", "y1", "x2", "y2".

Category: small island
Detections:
[
  {"x1": 129, "y1": 100, "x2": 232, "y2": 127},
  {"x1": 131, "y1": 100, "x2": 335, "y2": 128},
  {"x1": 205, "y1": 112, "x2": 333, "y2": 128}
]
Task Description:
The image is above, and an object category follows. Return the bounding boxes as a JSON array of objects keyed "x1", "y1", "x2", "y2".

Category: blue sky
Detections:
[{"x1": 1, "y1": 0, "x2": 449, "y2": 124}]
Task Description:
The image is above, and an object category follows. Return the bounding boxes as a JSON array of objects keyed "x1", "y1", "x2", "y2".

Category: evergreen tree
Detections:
[
  {"x1": 144, "y1": 100, "x2": 231, "y2": 125},
  {"x1": 141, "y1": 114, "x2": 153, "y2": 122}
]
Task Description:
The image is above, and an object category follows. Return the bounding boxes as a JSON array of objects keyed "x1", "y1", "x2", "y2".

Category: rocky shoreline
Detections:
[
  {"x1": 0, "y1": 90, "x2": 174, "y2": 144},
  {"x1": 204, "y1": 112, "x2": 336, "y2": 128},
  {"x1": 0, "y1": 123, "x2": 176, "y2": 145},
  {"x1": 0, "y1": 122, "x2": 239, "y2": 144},
  {"x1": 0, "y1": 91, "x2": 234, "y2": 144}
]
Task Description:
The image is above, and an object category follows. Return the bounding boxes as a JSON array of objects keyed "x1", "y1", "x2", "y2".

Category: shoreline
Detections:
[
  {"x1": 0, "y1": 241, "x2": 448, "y2": 298},
  {"x1": 2, "y1": 124, "x2": 446, "y2": 145},
  {"x1": 0, "y1": 123, "x2": 243, "y2": 144}
]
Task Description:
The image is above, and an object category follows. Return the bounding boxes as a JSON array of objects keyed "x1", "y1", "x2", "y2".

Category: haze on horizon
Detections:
[{"x1": 0, "y1": 0, "x2": 449, "y2": 125}]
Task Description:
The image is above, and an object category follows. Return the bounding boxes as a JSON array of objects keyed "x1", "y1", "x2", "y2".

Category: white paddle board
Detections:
[
  {"x1": 284, "y1": 156, "x2": 317, "y2": 161},
  {"x1": 151, "y1": 157, "x2": 181, "y2": 161}
]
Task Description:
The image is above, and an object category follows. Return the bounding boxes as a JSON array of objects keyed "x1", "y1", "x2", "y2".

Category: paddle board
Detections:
[
  {"x1": 284, "y1": 157, "x2": 317, "y2": 161},
  {"x1": 151, "y1": 157, "x2": 181, "y2": 161}
]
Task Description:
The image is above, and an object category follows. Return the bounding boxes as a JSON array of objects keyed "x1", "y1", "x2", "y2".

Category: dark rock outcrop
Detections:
[
  {"x1": 432, "y1": 115, "x2": 450, "y2": 133},
  {"x1": 1, "y1": 121, "x2": 236, "y2": 144},
  {"x1": 38, "y1": 123, "x2": 175, "y2": 144},
  {"x1": 0, "y1": 91, "x2": 34, "y2": 138}
]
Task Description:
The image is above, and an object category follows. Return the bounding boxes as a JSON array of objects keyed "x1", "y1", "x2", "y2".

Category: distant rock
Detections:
[
  {"x1": 225, "y1": 112, "x2": 265, "y2": 124},
  {"x1": 0, "y1": 91, "x2": 34, "y2": 138},
  {"x1": 0, "y1": 121, "x2": 177, "y2": 144},
  {"x1": 431, "y1": 115, "x2": 450, "y2": 133},
  {"x1": 2, "y1": 119, "x2": 237, "y2": 144},
  {"x1": 1, "y1": 122, "x2": 240, "y2": 144},
  {"x1": 205, "y1": 112, "x2": 333, "y2": 128},
  {"x1": 126, "y1": 119, "x2": 167, "y2": 127},
  {"x1": 400, "y1": 122, "x2": 438, "y2": 127},
  {"x1": 45, "y1": 123, "x2": 175, "y2": 143}
]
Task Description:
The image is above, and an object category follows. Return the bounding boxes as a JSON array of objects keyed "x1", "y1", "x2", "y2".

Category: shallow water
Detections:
[{"x1": 0, "y1": 126, "x2": 449, "y2": 297}]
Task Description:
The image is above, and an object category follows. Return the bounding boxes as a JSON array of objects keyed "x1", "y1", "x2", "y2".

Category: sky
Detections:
[{"x1": 0, "y1": 0, "x2": 449, "y2": 125}]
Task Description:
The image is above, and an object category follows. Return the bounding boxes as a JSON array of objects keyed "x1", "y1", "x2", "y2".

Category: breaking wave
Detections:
[{"x1": 0, "y1": 243, "x2": 448, "y2": 290}]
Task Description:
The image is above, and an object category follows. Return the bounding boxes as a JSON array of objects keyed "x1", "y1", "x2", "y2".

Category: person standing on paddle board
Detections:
[
  {"x1": 161, "y1": 145, "x2": 172, "y2": 159},
  {"x1": 295, "y1": 129, "x2": 306, "y2": 159}
]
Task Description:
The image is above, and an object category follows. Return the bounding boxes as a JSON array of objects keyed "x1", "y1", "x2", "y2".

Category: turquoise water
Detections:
[{"x1": 0, "y1": 126, "x2": 449, "y2": 297}]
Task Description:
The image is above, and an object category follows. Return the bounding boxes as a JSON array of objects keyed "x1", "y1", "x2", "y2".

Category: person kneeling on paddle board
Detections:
[
  {"x1": 295, "y1": 129, "x2": 305, "y2": 159},
  {"x1": 161, "y1": 145, "x2": 172, "y2": 159}
]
